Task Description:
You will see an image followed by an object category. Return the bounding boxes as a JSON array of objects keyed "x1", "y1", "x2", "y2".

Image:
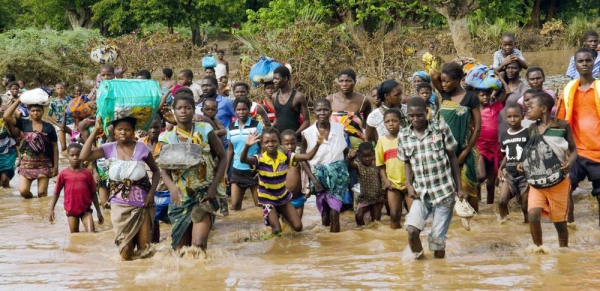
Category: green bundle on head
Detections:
[{"x1": 95, "y1": 79, "x2": 162, "y2": 132}]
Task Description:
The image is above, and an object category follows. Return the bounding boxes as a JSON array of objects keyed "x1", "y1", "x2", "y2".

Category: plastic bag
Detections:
[
  {"x1": 19, "y1": 88, "x2": 49, "y2": 106},
  {"x1": 465, "y1": 65, "x2": 502, "y2": 91},
  {"x1": 202, "y1": 55, "x2": 217, "y2": 69},
  {"x1": 96, "y1": 79, "x2": 162, "y2": 131},
  {"x1": 249, "y1": 56, "x2": 282, "y2": 87},
  {"x1": 90, "y1": 45, "x2": 118, "y2": 64}
]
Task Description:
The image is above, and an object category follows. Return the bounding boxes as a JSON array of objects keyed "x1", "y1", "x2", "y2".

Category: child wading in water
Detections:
[
  {"x1": 240, "y1": 127, "x2": 324, "y2": 234},
  {"x1": 281, "y1": 129, "x2": 311, "y2": 218},
  {"x1": 520, "y1": 92, "x2": 577, "y2": 249},
  {"x1": 399, "y1": 97, "x2": 464, "y2": 259},
  {"x1": 498, "y1": 103, "x2": 529, "y2": 222},
  {"x1": 376, "y1": 109, "x2": 410, "y2": 229},
  {"x1": 49, "y1": 143, "x2": 103, "y2": 233},
  {"x1": 348, "y1": 142, "x2": 385, "y2": 225}
]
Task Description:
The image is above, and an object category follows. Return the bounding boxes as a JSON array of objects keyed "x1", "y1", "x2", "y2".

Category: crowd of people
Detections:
[{"x1": 1, "y1": 30, "x2": 599, "y2": 261}]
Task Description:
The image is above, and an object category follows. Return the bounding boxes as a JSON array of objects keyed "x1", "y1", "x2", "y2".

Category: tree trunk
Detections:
[
  {"x1": 527, "y1": 0, "x2": 542, "y2": 28},
  {"x1": 545, "y1": 0, "x2": 557, "y2": 22},
  {"x1": 447, "y1": 17, "x2": 472, "y2": 56},
  {"x1": 427, "y1": 0, "x2": 479, "y2": 56},
  {"x1": 66, "y1": 8, "x2": 94, "y2": 29},
  {"x1": 190, "y1": 18, "x2": 202, "y2": 46}
]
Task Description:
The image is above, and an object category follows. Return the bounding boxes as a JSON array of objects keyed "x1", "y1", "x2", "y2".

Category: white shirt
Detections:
[
  {"x1": 366, "y1": 108, "x2": 388, "y2": 138},
  {"x1": 189, "y1": 83, "x2": 203, "y2": 103},
  {"x1": 302, "y1": 122, "x2": 346, "y2": 168}
]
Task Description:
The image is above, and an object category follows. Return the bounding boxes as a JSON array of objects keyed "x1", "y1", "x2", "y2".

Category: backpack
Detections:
[
  {"x1": 522, "y1": 127, "x2": 565, "y2": 188},
  {"x1": 67, "y1": 95, "x2": 92, "y2": 119}
]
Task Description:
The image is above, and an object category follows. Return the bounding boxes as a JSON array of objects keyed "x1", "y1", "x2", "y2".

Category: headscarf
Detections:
[{"x1": 412, "y1": 71, "x2": 431, "y2": 83}]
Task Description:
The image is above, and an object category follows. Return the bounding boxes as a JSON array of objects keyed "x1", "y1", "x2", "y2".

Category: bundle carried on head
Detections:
[
  {"x1": 465, "y1": 65, "x2": 502, "y2": 91},
  {"x1": 95, "y1": 79, "x2": 162, "y2": 132},
  {"x1": 452, "y1": 57, "x2": 485, "y2": 75},
  {"x1": 90, "y1": 45, "x2": 119, "y2": 64},
  {"x1": 249, "y1": 56, "x2": 282, "y2": 87},
  {"x1": 19, "y1": 88, "x2": 50, "y2": 106}
]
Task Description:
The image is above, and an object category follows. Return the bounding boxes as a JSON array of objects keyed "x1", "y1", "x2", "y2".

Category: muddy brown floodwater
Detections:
[
  {"x1": 2, "y1": 49, "x2": 599, "y2": 290},
  {"x1": 2, "y1": 154, "x2": 600, "y2": 290}
]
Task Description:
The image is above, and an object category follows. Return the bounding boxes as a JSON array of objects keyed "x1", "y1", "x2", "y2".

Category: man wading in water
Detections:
[{"x1": 271, "y1": 66, "x2": 310, "y2": 141}]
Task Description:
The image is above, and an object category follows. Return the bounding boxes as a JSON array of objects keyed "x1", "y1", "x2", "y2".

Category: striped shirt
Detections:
[
  {"x1": 251, "y1": 151, "x2": 296, "y2": 206},
  {"x1": 565, "y1": 54, "x2": 600, "y2": 79},
  {"x1": 397, "y1": 119, "x2": 458, "y2": 205},
  {"x1": 228, "y1": 118, "x2": 263, "y2": 170}
]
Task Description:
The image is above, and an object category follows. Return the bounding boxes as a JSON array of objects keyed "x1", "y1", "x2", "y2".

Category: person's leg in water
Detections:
[
  {"x1": 37, "y1": 177, "x2": 49, "y2": 198},
  {"x1": 18, "y1": 176, "x2": 34, "y2": 199},
  {"x1": 387, "y1": 189, "x2": 404, "y2": 229},
  {"x1": 329, "y1": 204, "x2": 340, "y2": 233},
  {"x1": 230, "y1": 183, "x2": 247, "y2": 210},
  {"x1": 1, "y1": 171, "x2": 12, "y2": 188},
  {"x1": 81, "y1": 211, "x2": 96, "y2": 233},
  {"x1": 484, "y1": 158, "x2": 497, "y2": 204},
  {"x1": 250, "y1": 185, "x2": 259, "y2": 207},
  {"x1": 68, "y1": 215, "x2": 80, "y2": 233},
  {"x1": 321, "y1": 200, "x2": 331, "y2": 226},
  {"x1": 498, "y1": 179, "x2": 511, "y2": 220},
  {"x1": 99, "y1": 186, "x2": 110, "y2": 208},
  {"x1": 191, "y1": 213, "x2": 212, "y2": 253},
  {"x1": 428, "y1": 196, "x2": 455, "y2": 259},
  {"x1": 277, "y1": 202, "x2": 302, "y2": 232},
  {"x1": 135, "y1": 210, "x2": 153, "y2": 257},
  {"x1": 528, "y1": 207, "x2": 543, "y2": 246},
  {"x1": 520, "y1": 191, "x2": 529, "y2": 223},
  {"x1": 267, "y1": 206, "x2": 283, "y2": 234},
  {"x1": 554, "y1": 221, "x2": 568, "y2": 247},
  {"x1": 57, "y1": 128, "x2": 67, "y2": 154},
  {"x1": 405, "y1": 198, "x2": 427, "y2": 259},
  {"x1": 372, "y1": 202, "x2": 383, "y2": 221},
  {"x1": 355, "y1": 206, "x2": 368, "y2": 226}
]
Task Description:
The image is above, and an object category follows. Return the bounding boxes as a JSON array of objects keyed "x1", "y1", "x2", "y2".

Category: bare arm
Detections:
[
  {"x1": 225, "y1": 141, "x2": 234, "y2": 183},
  {"x1": 366, "y1": 125, "x2": 378, "y2": 143},
  {"x1": 2, "y1": 97, "x2": 20, "y2": 126},
  {"x1": 296, "y1": 93, "x2": 310, "y2": 135},
  {"x1": 208, "y1": 131, "x2": 227, "y2": 199},
  {"x1": 447, "y1": 149, "x2": 465, "y2": 198},
  {"x1": 271, "y1": 92, "x2": 278, "y2": 129},
  {"x1": 496, "y1": 72, "x2": 511, "y2": 104},
  {"x1": 51, "y1": 142, "x2": 59, "y2": 177},
  {"x1": 212, "y1": 119, "x2": 227, "y2": 137},
  {"x1": 143, "y1": 153, "x2": 160, "y2": 207},
  {"x1": 563, "y1": 125, "x2": 578, "y2": 173},
  {"x1": 404, "y1": 161, "x2": 418, "y2": 199},
  {"x1": 361, "y1": 98, "x2": 372, "y2": 128},
  {"x1": 430, "y1": 70, "x2": 443, "y2": 93},
  {"x1": 80, "y1": 119, "x2": 105, "y2": 162}
]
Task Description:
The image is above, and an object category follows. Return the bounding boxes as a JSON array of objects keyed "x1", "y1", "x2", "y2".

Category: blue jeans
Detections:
[{"x1": 404, "y1": 194, "x2": 455, "y2": 251}]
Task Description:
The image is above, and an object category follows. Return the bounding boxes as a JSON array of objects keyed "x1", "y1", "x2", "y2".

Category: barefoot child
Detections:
[
  {"x1": 498, "y1": 103, "x2": 529, "y2": 222},
  {"x1": 281, "y1": 129, "x2": 309, "y2": 218},
  {"x1": 400, "y1": 97, "x2": 464, "y2": 259},
  {"x1": 348, "y1": 142, "x2": 385, "y2": 225},
  {"x1": 240, "y1": 127, "x2": 324, "y2": 234},
  {"x1": 520, "y1": 92, "x2": 577, "y2": 248},
  {"x1": 376, "y1": 109, "x2": 409, "y2": 229},
  {"x1": 49, "y1": 143, "x2": 103, "y2": 233}
]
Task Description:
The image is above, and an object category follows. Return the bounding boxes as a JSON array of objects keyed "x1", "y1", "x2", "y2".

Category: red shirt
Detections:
[{"x1": 54, "y1": 168, "x2": 97, "y2": 216}]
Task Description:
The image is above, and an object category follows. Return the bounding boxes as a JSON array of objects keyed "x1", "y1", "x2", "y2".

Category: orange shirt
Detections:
[{"x1": 571, "y1": 83, "x2": 600, "y2": 162}]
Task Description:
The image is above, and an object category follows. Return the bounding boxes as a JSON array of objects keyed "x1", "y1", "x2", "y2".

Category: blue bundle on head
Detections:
[{"x1": 465, "y1": 65, "x2": 502, "y2": 91}]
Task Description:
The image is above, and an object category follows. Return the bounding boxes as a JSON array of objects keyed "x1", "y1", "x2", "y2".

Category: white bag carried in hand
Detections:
[{"x1": 19, "y1": 88, "x2": 49, "y2": 106}]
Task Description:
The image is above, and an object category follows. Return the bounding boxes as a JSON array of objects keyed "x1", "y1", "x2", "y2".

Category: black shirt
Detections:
[{"x1": 500, "y1": 127, "x2": 529, "y2": 175}]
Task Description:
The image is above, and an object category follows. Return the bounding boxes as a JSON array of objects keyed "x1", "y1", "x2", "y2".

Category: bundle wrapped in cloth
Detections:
[
  {"x1": 96, "y1": 79, "x2": 161, "y2": 131},
  {"x1": 249, "y1": 56, "x2": 282, "y2": 87},
  {"x1": 19, "y1": 88, "x2": 50, "y2": 106},
  {"x1": 464, "y1": 65, "x2": 502, "y2": 91}
]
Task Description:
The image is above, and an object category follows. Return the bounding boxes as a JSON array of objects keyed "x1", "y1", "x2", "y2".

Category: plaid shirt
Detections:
[{"x1": 398, "y1": 119, "x2": 458, "y2": 205}]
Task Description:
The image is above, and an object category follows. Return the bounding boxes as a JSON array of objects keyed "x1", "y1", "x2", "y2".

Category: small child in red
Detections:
[{"x1": 49, "y1": 143, "x2": 103, "y2": 233}]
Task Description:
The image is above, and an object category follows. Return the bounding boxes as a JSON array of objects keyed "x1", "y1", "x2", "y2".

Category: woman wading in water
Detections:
[{"x1": 81, "y1": 117, "x2": 160, "y2": 261}]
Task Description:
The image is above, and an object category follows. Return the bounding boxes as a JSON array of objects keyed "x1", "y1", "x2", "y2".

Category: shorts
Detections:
[
  {"x1": 154, "y1": 190, "x2": 171, "y2": 224},
  {"x1": 569, "y1": 156, "x2": 600, "y2": 196},
  {"x1": 230, "y1": 168, "x2": 258, "y2": 188},
  {"x1": 404, "y1": 195, "x2": 454, "y2": 251},
  {"x1": 66, "y1": 208, "x2": 92, "y2": 218},
  {"x1": 528, "y1": 178, "x2": 569, "y2": 222},
  {"x1": 503, "y1": 174, "x2": 528, "y2": 198},
  {"x1": 290, "y1": 195, "x2": 306, "y2": 209}
]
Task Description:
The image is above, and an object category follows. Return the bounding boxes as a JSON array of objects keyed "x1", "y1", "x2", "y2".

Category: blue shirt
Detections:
[
  {"x1": 566, "y1": 54, "x2": 600, "y2": 79},
  {"x1": 196, "y1": 95, "x2": 235, "y2": 129},
  {"x1": 227, "y1": 118, "x2": 263, "y2": 170}
]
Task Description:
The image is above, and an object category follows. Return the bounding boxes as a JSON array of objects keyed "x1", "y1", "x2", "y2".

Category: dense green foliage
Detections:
[{"x1": 0, "y1": 29, "x2": 102, "y2": 86}]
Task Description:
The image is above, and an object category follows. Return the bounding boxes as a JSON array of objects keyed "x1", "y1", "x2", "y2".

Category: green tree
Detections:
[{"x1": 18, "y1": 0, "x2": 95, "y2": 30}]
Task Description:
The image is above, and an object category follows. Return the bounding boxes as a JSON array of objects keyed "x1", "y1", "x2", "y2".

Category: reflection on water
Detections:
[{"x1": 2, "y1": 123, "x2": 600, "y2": 289}]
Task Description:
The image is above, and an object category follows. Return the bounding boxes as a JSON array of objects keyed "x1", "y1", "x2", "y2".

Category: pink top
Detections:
[
  {"x1": 54, "y1": 168, "x2": 96, "y2": 216},
  {"x1": 517, "y1": 89, "x2": 557, "y2": 117},
  {"x1": 102, "y1": 141, "x2": 151, "y2": 207},
  {"x1": 479, "y1": 101, "x2": 504, "y2": 143}
]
